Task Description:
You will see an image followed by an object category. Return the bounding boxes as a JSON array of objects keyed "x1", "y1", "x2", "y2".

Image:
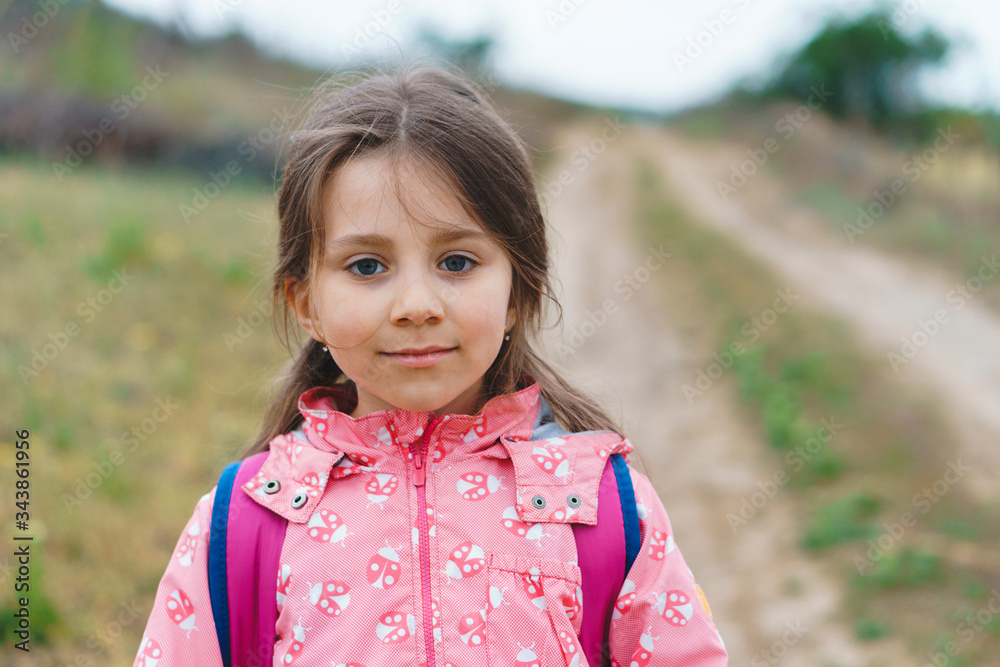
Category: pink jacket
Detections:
[{"x1": 134, "y1": 378, "x2": 727, "y2": 666}]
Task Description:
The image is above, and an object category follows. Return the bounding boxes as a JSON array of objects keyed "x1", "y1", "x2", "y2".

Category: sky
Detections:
[{"x1": 104, "y1": 0, "x2": 1000, "y2": 115}]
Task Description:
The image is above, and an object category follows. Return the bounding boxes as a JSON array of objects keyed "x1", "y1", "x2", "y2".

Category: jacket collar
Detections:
[
  {"x1": 297, "y1": 375, "x2": 542, "y2": 467},
  {"x1": 241, "y1": 374, "x2": 634, "y2": 526}
]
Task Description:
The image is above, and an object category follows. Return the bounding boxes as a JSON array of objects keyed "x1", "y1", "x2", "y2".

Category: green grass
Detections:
[
  {"x1": 803, "y1": 494, "x2": 882, "y2": 550},
  {"x1": 0, "y1": 157, "x2": 285, "y2": 665}
]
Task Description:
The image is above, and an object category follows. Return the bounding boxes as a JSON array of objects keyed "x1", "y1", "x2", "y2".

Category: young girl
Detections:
[{"x1": 134, "y1": 62, "x2": 727, "y2": 666}]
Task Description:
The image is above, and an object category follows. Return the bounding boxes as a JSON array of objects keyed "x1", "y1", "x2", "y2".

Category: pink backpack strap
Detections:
[
  {"x1": 572, "y1": 453, "x2": 637, "y2": 667},
  {"x1": 224, "y1": 451, "x2": 288, "y2": 666}
]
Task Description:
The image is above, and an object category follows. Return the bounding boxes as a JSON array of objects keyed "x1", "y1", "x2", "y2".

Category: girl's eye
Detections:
[
  {"x1": 347, "y1": 257, "x2": 385, "y2": 277},
  {"x1": 440, "y1": 254, "x2": 478, "y2": 274}
]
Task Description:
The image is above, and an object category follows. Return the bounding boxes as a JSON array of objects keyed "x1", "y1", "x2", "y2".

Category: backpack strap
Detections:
[
  {"x1": 572, "y1": 453, "x2": 640, "y2": 667},
  {"x1": 208, "y1": 451, "x2": 287, "y2": 667},
  {"x1": 534, "y1": 395, "x2": 641, "y2": 667}
]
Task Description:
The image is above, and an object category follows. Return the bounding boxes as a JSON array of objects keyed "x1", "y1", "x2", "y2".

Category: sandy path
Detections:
[
  {"x1": 638, "y1": 126, "x2": 1000, "y2": 505},
  {"x1": 535, "y1": 119, "x2": 914, "y2": 666}
]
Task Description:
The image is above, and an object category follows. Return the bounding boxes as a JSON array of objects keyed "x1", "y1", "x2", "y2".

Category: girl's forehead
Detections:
[{"x1": 321, "y1": 155, "x2": 484, "y2": 242}]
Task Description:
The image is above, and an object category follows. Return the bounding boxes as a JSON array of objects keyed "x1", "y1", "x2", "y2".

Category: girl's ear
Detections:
[
  {"x1": 285, "y1": 277, "x2": 320, "y2": 341},
  {"x1": 505, "y1": 304, "x2": 517, "y2": 334}
]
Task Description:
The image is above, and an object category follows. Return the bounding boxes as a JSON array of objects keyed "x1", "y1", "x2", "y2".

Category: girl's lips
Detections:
[{"x1": 382, "y1": 347, "x2": 456, "y2": 368}]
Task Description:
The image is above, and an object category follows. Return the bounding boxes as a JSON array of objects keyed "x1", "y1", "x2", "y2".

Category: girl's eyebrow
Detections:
[{"x1": 327, "y1": 227, "x2": 491, "y2": 252}]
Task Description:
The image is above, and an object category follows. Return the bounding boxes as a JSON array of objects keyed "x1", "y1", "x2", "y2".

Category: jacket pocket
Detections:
[{"x1": 485, "y1": 553, "x2": 588, "y2": 667}]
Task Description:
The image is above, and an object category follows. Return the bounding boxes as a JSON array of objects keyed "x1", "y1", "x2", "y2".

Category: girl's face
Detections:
[{"x1": 289, "y1": 154, "x2": 517, "y2": 419}]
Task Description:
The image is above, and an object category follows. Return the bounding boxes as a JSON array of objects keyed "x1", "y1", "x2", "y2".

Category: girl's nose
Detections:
[{"x1": 388, "y1": 269, "x2": 446, "y2": 326}]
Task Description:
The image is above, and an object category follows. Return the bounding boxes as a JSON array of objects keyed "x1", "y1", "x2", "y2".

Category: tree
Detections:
[{"x1": 761, "y1": 7, "x2": 949, "y2": 134}]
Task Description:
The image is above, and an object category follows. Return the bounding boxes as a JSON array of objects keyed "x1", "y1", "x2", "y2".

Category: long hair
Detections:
[{"x1": 239, "y1": 59, "x2": 648, "y2": 476}]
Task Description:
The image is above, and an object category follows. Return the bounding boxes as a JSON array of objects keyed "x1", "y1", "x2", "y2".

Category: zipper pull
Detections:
[{"x1": 413, "y1": 447, "x2": 426, "y2": 487}]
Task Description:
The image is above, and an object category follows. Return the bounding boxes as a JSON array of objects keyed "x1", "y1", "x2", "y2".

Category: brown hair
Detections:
[{"x1": 239, "y1": 58, "x2": 648, "y2": 476}]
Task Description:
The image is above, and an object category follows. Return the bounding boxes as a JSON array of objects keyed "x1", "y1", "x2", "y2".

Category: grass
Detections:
[{"x1": 0, "y1": 156, "x2": 286, "y2": 665}]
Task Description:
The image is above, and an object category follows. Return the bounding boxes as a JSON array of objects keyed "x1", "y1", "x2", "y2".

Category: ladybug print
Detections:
[
  {"x1": 513, "y1": 641, "x2": 541, "y2": 667},
  {"x1": 520, "y1": 569, "x2": 546, "y2": 612},
  {"x1": 174, "y1": 519, "x2": 199, "y2": 567},
  {"x1": 488, "y1": 584, "x2": 505, "y2": 613},
  {"x1": 296, "y1": 470, "x2": 329, "y2": 493},
  {"x1": 458, "y1": 607, "x2": 486, "y2": 646},
  {"x1": 657, "y1": 589, "x2": 694, "y2": 627},
  {"x1": 306, "y1": 508, "x2": 352, "y2": 546},
  {"x1": 556, "y1": 627, "x2": 582, "y2": 667},
  {"x1": 243, "y1": 469, "x2": 268, "y2": 495},
  {"x1": 462, "y1": 414, "x2": 489, "y2": 442},
  {"x1": 562, "y1": 586, "x2": 582, "y2": 622},
  {"x1": 445, "y1": 541, "x2": 486, "y2": 580},
  {"x1": 367, "y1": 540, "x2": 402, "y2": 589},
  {"x1": 647, "y1": 528, "x2": 674, "y2": 560},
  {"x1": 364, "y1": 473, "x2": 399, "y2": 508},
  {"x1": 375, "y1": 611, "x2": 414, "y2": 644},
  {"x1": 457, "y1": 471, "x2": 505, "y2": 500},
  {"x1": 283, "y1": 437, "x2": 304, "y2": 463},
  {"x1": 431, "y1": 599, "x2": 442, "y2": 644},
  {"x1": 331, "y1": 456, "x2": 364, "y2": 480},
  {"x1": 275, "y1": 615, "x2": 312, "y2": 664},
  {"x1": 165, "y1": 589, "x2": 196, "y2": 638},
  {"x1": 304, "y1": 579, "x2": 351, "y2": 617},
  {"x1": 530, "y1": 443, "x2": 570, "y2": 480},
  {"x1": 613, "y1": 578, "x2": 637, "y2": 620},
  {"x1": 501, "y1": 506, "x2": 548, "y2": 545},
  {"x1": 376, "y1": 425, "x2": 395, "y2": 448},
  {"x1": 135, "y1": 636, "x2": 161, "y2": 666},
  {"x1": 277, "y1": 563, "x2": 292, "y2": 612},
  {"x1": 630, "y1": 626, "x2": 660, "y2": 667}
]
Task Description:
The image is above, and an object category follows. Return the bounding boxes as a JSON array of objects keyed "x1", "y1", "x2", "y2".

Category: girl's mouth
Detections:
[{"x1": 382, "y1": 347, "x2": 457, "y2": 368}]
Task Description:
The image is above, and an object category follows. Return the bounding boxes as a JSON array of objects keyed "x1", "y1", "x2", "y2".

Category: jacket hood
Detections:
[{"x1": 241, "y1": 374, "x2": 634, "y2": 526}]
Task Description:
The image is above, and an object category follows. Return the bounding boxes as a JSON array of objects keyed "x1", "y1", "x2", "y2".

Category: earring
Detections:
[{"x1": 504, "y1": 331, "x2": 511, "y2": 341}]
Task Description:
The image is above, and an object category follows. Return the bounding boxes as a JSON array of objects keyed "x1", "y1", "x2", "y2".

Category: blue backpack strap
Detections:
[
  {"x1": 610, "y1": 452, "x2": 641, "y2": 575},
  {"x1": 208, "y1": 460, "x2": 242, "y2": 667}
]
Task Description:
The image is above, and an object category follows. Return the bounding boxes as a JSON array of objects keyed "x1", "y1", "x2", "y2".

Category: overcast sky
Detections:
[{"x1": 105, "y1": 0, "x2": 1000, "y2": 115}]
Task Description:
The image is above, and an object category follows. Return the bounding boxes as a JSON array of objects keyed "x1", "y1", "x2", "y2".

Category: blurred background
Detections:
[{"x1": 1, "y1": 0, "x2": 998, "y2": 664}]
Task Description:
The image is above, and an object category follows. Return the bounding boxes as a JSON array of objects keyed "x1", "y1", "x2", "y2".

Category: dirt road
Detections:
[
  {"x1": 536, "y1": 119, "x2": 916, "y2": 666},
  {"x1": 638, "y1": 126, "x2": 1000, "y2": 505}
]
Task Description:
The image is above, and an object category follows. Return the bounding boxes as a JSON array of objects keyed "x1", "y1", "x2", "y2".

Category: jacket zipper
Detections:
[{"x1": 413, "y1": 414, "x2": 443, "y2": 667}]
